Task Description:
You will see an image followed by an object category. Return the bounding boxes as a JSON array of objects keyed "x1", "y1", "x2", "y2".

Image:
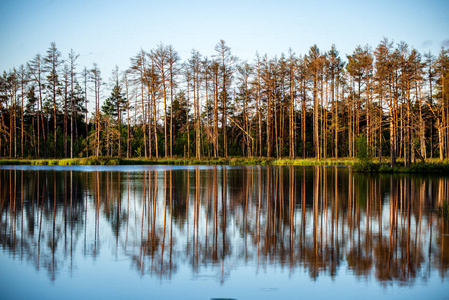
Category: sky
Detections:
[{"x1": 1, "y1": 0, "x2": 448, "y2": 85}]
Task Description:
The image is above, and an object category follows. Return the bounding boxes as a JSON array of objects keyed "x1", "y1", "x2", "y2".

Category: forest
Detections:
[{"x1": 0, "y1": 39, "x2": 448, "y2": 167}]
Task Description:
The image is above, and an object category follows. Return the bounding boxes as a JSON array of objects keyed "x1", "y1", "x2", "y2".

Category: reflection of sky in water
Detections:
[{"x1": 0, "y1": 166, "x2": 448, "y2": 299}]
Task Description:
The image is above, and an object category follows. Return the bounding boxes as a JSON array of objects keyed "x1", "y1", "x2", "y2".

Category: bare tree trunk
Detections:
[
  {"x1": 313, "y1": 73, "x2": 319, "y2": 159},
  {"x1": 169, "y1": 51, "x2": 178, "y2": 158},
  {"x1": 162, "y1": 67, "x2": 168, "y2": 157},
  {"x1": 389, "y1": 76, "x2": 396, "y2": 167},
  {"x1": 438, "y1": 121, "x2": 443, "y2": 161},
  {"x1": 19, "y1": 66, "x2": 25, "y2": 158},
  {"x1": 213, "y1": 64, "x2": 219, "y2": 158},
  {"x1": 301, "y1": 77, "x2": 306, "y2": 158},
  {"x1": 289, "y1": 57, "x2": 295, "y2": 159},
  {"x1": 63, "y1": 67, "x2": 68, "y2": 158},
  {"x1": 125, "y1": 75, "x2": 130, "y2": 158},
  {"x1": 417, "y1": 83, "x2": 426, "y2": 160},
  {"x1": 257, "y1": 57, "x2": 262, "y2": 157},
  {"x1": 141, "y1": 79, "x2": 147, "y2": 158},
  {"x1": 186, "y1": 74, "x2": 190, "y2": 158},
  {"x1": 334, "y1": 78, "x2": 339, "y2": 158},
  {"x1": 274, "y1": 70, "x2": 279, "y2": 159},
  {"x1": 267, "y1": 71, "x2": 272, "y2": 157},
  {"x1": 82, "y1": 67, "x2": 88, "y2": 157},
  {"x1": 69, "y1": 51, "x2": 78, "y2": 159},
  {"x1": 152, "y1": 88, "x2": 159, "y2": 159}
]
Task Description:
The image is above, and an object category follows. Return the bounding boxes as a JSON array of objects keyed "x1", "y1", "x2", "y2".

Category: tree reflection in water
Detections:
[{"x1": 0, "y1": 166, "x2": 448, "y2": 285}]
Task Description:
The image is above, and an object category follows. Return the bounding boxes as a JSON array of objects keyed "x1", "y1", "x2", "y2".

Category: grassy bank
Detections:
[
  {"x1": 0, "y1": 157, "x2": 121, "y2": 165},
  {"x1": 122, "y1": 157, "x2": 357, "y2": 166},
  {"x1": 0, "y1": 157, "x2": 357, "y2": 166},
  {"x1": 1, "y1": 157, "x2": 447, "y2": 173}
]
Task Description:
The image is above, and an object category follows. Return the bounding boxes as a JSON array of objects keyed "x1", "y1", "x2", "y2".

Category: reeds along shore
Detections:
[
  {"x1": 0, "y1": 157, "x2": 357, "y2": 166},
  {"x1": 1, "y1": 157, "x2": 449, "y2": 173}
]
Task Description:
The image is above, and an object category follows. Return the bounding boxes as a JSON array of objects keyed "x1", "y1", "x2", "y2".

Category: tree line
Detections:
[{"x1": 0, "y1": 39, "x2": 448, "y2": 166}]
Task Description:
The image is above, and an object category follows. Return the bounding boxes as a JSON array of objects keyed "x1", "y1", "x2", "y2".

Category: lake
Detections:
[{"x1": 0, "y1": 165, "x2": 448, "y2": 299}]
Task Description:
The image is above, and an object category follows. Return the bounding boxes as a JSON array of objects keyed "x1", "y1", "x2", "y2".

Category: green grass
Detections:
[
  {"x1": 0, "y1": 156, "x2": 358, "y2": 166},
  {"x1": 0, "y1": 157, "x2": 121, "y2": 166},
  {"x1": 3, "y1": 157, "x2": 447, "y2": 171},
  {"x1": 352, "y1": 160, "x2": 449, "y2": 173}
]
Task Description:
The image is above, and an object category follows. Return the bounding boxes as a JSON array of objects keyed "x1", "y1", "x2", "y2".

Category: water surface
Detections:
[{"x1": 0, "y1": 165, "x2": 448, "y2": 299}]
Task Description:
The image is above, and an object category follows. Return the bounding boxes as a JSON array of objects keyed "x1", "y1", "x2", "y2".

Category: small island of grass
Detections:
[{"x1": 352, "y1": 160, "x2": 449, "y2": 173}]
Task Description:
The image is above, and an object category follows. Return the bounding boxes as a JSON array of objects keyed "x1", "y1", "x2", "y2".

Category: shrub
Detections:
[
  {"x1": 352, "y1": 161, "x2": 380, "y2": 172},
  {"x1": 438, "y1": 202, "x2": 449, "y2": 218},
  {"x1": 356, "y1": 135, "x2": 371, "y2": 163}
]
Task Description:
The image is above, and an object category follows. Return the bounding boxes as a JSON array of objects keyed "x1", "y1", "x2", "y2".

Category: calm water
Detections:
[{"x1": 0, "y1": 165, "x2": 448, "y2": 300}]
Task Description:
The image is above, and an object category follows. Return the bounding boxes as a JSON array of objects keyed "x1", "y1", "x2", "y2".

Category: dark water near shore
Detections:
[{"x1": 0, "y1": 165, "x2": 448, "y2": 299}]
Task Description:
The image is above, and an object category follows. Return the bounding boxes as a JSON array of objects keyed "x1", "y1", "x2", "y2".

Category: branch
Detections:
[{"x1": 227, "y1": 116, "x2": 254, "y2": 141}]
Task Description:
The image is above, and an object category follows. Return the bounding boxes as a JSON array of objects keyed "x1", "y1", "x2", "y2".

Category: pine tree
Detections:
[{"x1": 44, "y1": 42, "x2": 63, "y2": 157}]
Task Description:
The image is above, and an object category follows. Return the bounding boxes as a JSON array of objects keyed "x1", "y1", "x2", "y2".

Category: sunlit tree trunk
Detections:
[
  {"x1": 63, "y1": 65, "x2": 69, "y2": 158},
  {"x1": 288, "y1": 51, "x2": 296, "y2": 159},
  {"x1": 168, "y1": 46, "x2": 179, "y2": 158},
  {"x1": 69, "y1": 50, "x2": 78, "y2": 159},
  {"x1": 28, "y1": 54, "x2": 46, "y2": 158}
]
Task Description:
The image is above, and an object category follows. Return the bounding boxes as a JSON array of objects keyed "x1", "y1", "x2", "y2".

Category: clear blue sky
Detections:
[{"x1": 1, "y1": 0, "x2": 448, "y2": 81}]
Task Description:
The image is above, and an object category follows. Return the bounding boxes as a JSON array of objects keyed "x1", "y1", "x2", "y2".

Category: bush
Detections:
[
  {"x1": 352, "y1": 135, "x2": 379, "y2": 172},
  {"x1": 438, "y1": 202, "x2": 449, "y2": 218},
  {"x1": 352, "y1": 161, "x2": 380, "y2": 172},
  {"x1": 356, "y1": 135, "x2": 371, "y2": 163}
]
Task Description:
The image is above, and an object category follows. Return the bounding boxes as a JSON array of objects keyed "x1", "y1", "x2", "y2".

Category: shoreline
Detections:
[
  {"x1": 0, "y1": 157, "x2": 356, "y2": 166},
  {"x1": 1, "y1": 157, "x2": 448, "y2": 173}
]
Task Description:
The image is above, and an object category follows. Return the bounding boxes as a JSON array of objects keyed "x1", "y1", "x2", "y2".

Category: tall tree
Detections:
[
  {"x1": 151, "y1": 44, "x2": 170, "y2": 157},
  {"x1": 167, "y1": 45, "x2": 180, "y2": 158},
  {"x1": 68, "y1": 49, "x2": 79, "y2": 159},
  {"x1": 130, "y1": 49, "x2": 148, "y2": 158},
  {"x1": 103, "y1": 66, "x2": 127, "y2": 156},
  {"x1": 28, "y1": 53, "x2": 46, "y2": 157},
  {"x1": 215, "y1": 40, "x2": 236, "y2": 158},
  {"x1": 44, "y1": 42, "x2": 63, "y2": 157},
  {"x1": 62, "y1": 64, "x2": 69, "y2": 157},
  {"x1": 24, "y1": 85, "x2": 38, "y2": 156},
  {"x1": 210, "y1": 59, "x2": 220, "y2": 158},
  {"x1": 327, "y1": 45, "x2": 344, "y2": 158},
  {"x1": 374, "y1": 38, "x2": 396, "y2": 166},
  {"x1": 287, "y1": 49, "x2": 298, "y2": 158},
  {"x1": 424, "y1": 51, "x2": 436, "y2": 158},
  {"x1": 236, "y1": 61, "x2": 254, "y2": 157},
  {"x1": 90, "y1": 63, "x2": 102, "y2": 156},
  {"x1": 187, "y1": 50, "x2": 202, "y2": 159},
  {"x1": 306, "y1": 45, "x2": 323, "y2": 158},
  {"x1": 81, "y1": 66, "x2": 89, "y2": 156},
  {"x1": 434, "y1": 48, "x2": 449, "y2": 160},
  {"x1": 18, "y1": 65, "x2": 28, "y2": 158}
]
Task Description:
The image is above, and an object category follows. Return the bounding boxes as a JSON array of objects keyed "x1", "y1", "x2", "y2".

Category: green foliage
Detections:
[
  {"x1": 353, "y1": 135, "x2": 381, "y2": 172},
  {"x1": 135, "y1": 147, "x2": 142, "y2": 157},
  {"x1": 354, "y1": 161, "x2": 449, "y2": 173},
  {"x1": 352, "y1": 161, "x2": 380, "y2": 172},
  {"x1": 438, "y1": 202, "x2": 449, "y2": 218},
  {"x1": 102, "y1": 84, "x2": 126, "y2": 118},
  {"x1": 356, "y1": 135, "x2": 371, "y2": 162}
]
